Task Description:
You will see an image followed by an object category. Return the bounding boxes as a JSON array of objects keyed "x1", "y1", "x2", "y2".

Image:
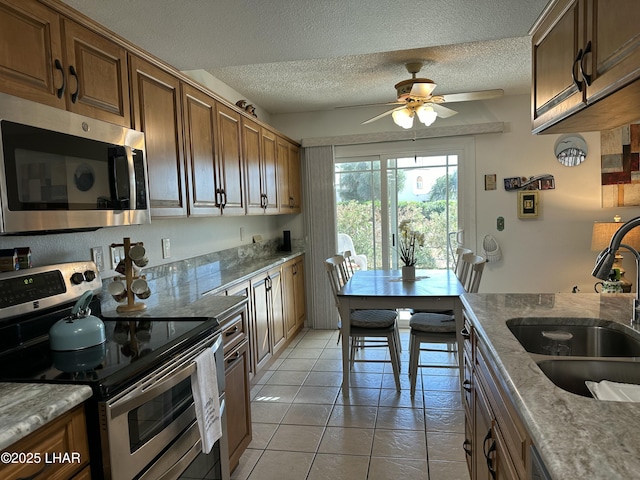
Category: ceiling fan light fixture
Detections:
[
  {"x1": 410, "y1": 81, "x2": 437, "y2": 98},
  {"x1": 392, "y1": 108, "x2": 414, "y2": 129},
  {"x1": 416, "y1": 104, "x2": 438, "y2": 126}
]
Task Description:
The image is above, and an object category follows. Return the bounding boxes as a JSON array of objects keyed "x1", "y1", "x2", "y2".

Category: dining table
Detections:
[{"x1": 337, "y1": 268, "x2": 466, "y2": 396}]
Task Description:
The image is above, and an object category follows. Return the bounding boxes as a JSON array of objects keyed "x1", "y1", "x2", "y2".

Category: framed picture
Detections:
[
  {"x1": 518, "y1": 191, "x2": 539, "y2": 218},
  {"x1": 539, "y1": 177, "x2": 555, "y2": 190},
  {"x1": 504, "y1": 177, "x2": 521, "y2": 191},
  {"x1": 485, "y1": 174, "x2": 497, "y2": 190}
]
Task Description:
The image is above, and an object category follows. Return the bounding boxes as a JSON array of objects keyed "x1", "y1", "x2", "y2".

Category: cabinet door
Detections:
[
  {"x1": 282, "y1": 260, "x2": 297, "y2": 337},
  {"x1": 261, "y1": 128, "x2": 279, "y2": 213},
  {"x1": 242, "y1": 117, "x2": 264, "y2": 214},
  {"x1": 0, "y1": 0, "x2": 65, "y2": 108},
  {"x1": 269, "y1": 267, "x2": 286, "y2": 354},
  {"x1": 293, "y1": 259, "x2": 306, "y2": 329},
  {"x1": 182, "y1": 84, "x2": 220, "y2": 216},
  {"x1": 225, "y1": 338, "x2": 252, "y2": 472},
  {"x1": 62, "y1": 19, "x2": 130, "y2": 126},
  {"x1": 288, "y1": 142, "x2": 301, "y2": 212},
  {"x1": 250, "y1": 274, "x2": 272, "y2": 371},
  {"x1": 216, "y1": 102, "x2": 245, "y2": 215},
  {"x1": 584, "y1": 0, "x2": 640, "y2": 102},
  {"x1": 277, "y1": 136, "x2": 302, "y2": 213},
  {"x1": 531, "y1": 0, "x2": 587, "y2": 132},
  {"x1": 473, "y1": 381, "x2": 495, "y2": 480},
  {"x1": 130, "y1": 55, "x2": 186, "y2": 218}
]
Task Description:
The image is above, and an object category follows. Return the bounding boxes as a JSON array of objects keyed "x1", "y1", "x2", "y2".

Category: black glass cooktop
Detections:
[{"x1": 0, "y1": 308, "x2": 220, "y2": 398}]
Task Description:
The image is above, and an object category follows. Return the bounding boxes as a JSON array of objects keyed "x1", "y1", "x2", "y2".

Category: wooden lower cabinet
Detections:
[
  {"x1": 465, "y1": 312, "x2": 530, "y2": 480},
  {"x1": 283, "y1": 256, "x2": 306, "y2": 337},
  {"x1": 0, "y1": 404, "x2": 90, "y2": 480},
  {"x1": 219, "y1": 303, "x2": 252, "y2": 474}
]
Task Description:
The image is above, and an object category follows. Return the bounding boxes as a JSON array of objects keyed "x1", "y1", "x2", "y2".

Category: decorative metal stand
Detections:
[{"x1": 112, "y1": 237, "x2": 148, "y2": 313}]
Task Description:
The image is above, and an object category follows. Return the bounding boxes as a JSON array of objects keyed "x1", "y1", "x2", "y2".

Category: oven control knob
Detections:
[
  {"x1": 84, "y1": 270, "x2": 97, "y2": 282},
  {"x1": 71, "y1": 272, "x2": 86, "y2": 285}
]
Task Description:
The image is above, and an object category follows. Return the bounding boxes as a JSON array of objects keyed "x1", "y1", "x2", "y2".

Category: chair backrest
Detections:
[
  {"x1": 343, "y1": 250, "x2": 355, "y2": 279},
  {"x1": 337, "y1": 233, "x2": 355, "y2": 253},
  {"x1": 454, "y1": 247, "x2": 473, "y2": 282},
  {"x1": 324, "y1": 254, "x2": 348, "y2": 307},
  {"x1": 461, "y1": 253, "x2": 487, "y2": 293}
]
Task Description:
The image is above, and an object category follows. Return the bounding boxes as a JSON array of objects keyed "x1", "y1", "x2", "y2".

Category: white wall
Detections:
[{"x1": 270, "y1": 94, "x2": 640, "y2": 294}]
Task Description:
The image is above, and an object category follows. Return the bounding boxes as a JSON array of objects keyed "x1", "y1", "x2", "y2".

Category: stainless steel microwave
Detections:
[{"x1": 0, "y1": 93, "x2": 150, "y2": 234}]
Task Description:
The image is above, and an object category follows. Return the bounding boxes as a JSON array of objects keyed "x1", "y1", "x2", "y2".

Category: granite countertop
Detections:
[
  {"x1": 461, "y1": 293, "x2": 640, "y2": 480},
  {"x1": 0, "y1": 250, "x2": 303, "y2": 450},
  {"x1": 0, "y1": 383, "x2": 92, "y2": 450}
]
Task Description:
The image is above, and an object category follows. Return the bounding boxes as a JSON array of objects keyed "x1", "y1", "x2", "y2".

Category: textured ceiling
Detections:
[{"x1": 61, "y1": 0, "x2": 550, "y2": 114}]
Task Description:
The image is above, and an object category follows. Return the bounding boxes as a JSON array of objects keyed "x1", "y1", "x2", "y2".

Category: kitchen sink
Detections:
[
  {"x1": 537, "y1": 360, "x2": 640, "y2": 398},
  {"x1": 506, "y1": 318, "x2": 640, "y2": 357}
]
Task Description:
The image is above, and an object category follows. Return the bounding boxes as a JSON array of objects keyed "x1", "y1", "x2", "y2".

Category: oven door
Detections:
[{"x1": 99, "y1": 333, "x2": 227, "y2": 480}]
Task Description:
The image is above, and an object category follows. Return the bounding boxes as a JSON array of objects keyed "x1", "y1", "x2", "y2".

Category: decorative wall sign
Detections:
[
  {"x1": 518, "y1": 191, "x2": 539, "y2": 218},
  {"x1": 601, "y1": 124, "x2": 640, "y2": 207},
  {"x1": 504, "y1": 174, "x2": 555, "y2": 191},
  {"x1": 485, "y1": 174, "x2": 497, "y2": 190}
]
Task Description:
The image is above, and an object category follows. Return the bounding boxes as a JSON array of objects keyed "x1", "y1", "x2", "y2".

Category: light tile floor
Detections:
[{"x1": 231, "y1": 327, "x2": 470, "y2": 480}]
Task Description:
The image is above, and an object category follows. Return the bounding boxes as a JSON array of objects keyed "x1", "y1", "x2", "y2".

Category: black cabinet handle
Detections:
[
  {"x1": 54, "y1": 59, "x2": 65, "y2": 98},
  {"x1": 226, "y1": 351, "x2": 241, "y2": 366},
  {"x1": 69, "y1": 64, "x2": 79, "y2": 103},
  {"x1": 215, "y1": 188, "x2": 222, "y2": 207},
  {"x1": 463, "y1": 439, "x2": 472, "y2": 457},
  {"x1": 483, "y1": 428, "x2": 497, "y2": 479},
  {"x1": 580, "y1": 40, "x2": 592, "y2": 86},
  {"x1": 222, "y1": 190, "x2": 227, "y2": 208},
  {"x1": 225, "y1": 326, "x2": 239, "y2": 336},
  {"x1": 572, "y1": 48, "x2": 585, "y2": 92},
  {"x1": 463, "y1": 379, "x2": 472, "y2": 392},
  {"x1": 461, "y1": 327, "x2": 470, "y2": 339}
]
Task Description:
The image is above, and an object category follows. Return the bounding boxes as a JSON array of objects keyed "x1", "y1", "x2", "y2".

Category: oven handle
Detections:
[{"x1": 109, "y1": 334, "x2": 223, "y2": 419}]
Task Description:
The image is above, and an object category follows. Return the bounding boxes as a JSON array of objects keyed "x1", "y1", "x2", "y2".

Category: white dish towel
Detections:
[
  {"x1": 585, "y1": 380, "x2": 640, "y2": 402},
  {"x1": 192, "y1": 347, "x2": 222, "y2": 453}
]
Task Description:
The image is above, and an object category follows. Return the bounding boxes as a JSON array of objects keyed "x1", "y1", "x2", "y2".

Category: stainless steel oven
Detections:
[
  {"x1": 0, "y1": 262, "x2": 230, "y2": 480},
  {"x1": 100, "y1": 331, "x2": 229, "y2": 480}
]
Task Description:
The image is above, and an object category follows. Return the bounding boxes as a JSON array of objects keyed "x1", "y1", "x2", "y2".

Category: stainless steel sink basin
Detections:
[
  {"x1": 506, "y1": 318, "x2": 640, "y2": 357},
  {"x1": 537, "y1": 360, "x2": 640, "y2": 397}
]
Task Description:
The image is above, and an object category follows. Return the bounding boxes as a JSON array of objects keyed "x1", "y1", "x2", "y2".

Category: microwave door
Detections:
[{"x1": 108, "y1": 146, "x2": 134, "y2": 211}]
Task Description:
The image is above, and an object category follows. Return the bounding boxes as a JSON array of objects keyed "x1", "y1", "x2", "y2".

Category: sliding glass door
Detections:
[{"x1": 335, "y1": 150, "x2": 459, "y2": 271}]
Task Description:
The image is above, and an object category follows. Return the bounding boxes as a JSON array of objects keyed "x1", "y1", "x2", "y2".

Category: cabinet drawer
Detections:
[
  {"x1": 221, "y1": 310, "x2": 246, "y2": 354},
  {"x1": 476, "y1": 344, "x2": 527, "y2": 478}
]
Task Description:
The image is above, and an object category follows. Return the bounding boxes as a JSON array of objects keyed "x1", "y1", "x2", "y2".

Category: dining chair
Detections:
[
  {"x1": 408, "y1": 253, "x2": 487, "y2": 397},
  {"x1": 325, "y1": 254, "x2": 402, "y2": 391}
]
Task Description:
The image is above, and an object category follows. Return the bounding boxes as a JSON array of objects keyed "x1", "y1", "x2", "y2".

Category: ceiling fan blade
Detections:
[
  {"x1": 431, "y1": 103, "x2": 458, "y2": 118},
  {"x1": 361, "y1": 106, "x2": 405, "y2": 125},
  {"x1": 440, "y1": 89, "x2": 504, "y2": 103},
  {"x1": 335, "y1": 101, "x2": 403, "y2": 109}
]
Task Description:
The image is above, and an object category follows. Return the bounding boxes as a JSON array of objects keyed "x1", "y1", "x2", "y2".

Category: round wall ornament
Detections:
[{"x1": 554, "y1": 135, "x2": 587, "y2": 167}]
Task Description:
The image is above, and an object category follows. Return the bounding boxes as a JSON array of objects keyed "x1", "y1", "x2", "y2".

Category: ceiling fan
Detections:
[{"x1": 359, "y1": 62, "x2": 504, "y2": 129}]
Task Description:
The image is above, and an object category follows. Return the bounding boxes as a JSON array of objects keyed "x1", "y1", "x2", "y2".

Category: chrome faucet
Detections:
[{"x1": 592, "y1": 215, "x2": 640, "y2": 324}]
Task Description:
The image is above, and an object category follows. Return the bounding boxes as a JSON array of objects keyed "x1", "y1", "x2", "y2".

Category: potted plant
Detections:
[{"x1": 398, "y1": 220, "x2": 424, "y2": 281}]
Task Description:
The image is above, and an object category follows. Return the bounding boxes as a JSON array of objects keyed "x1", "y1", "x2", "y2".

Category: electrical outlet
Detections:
[
  {"x1": 162, "y1": 238, "x2": 171, "y2": 259},
  {"x1": 91, "y1": 247, "x2": 104, "y2": 272},
  {"x1": 110, "y1": 245, "x2": 124, "y2": 270},
  {"x1": 240, "y1": 227, "x2": 245, "y2": 241}
]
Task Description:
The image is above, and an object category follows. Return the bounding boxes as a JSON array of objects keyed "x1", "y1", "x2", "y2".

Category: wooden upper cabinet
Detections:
[
  {"x1": 261, "y1": 127, "x2": 279, "y2": 213},
  {"x1": 0, "y1": 0, "x2": 65, "y2": 108},
  {"x1": 182, "y1": 84, "x2": 220, "y2": 216},
  {"x1": 130, "y1": 54, "x2": 186, "y2": 218},
  {"x1": 532, "y1": 0, "x2": 640, "y2": 133},
  {"x1": 242, "y1": 117, "x2": 264, "y2": 214},
  {"x1": 584, "y1": 0, "x2": 640, "y2": 102},
  {"x1": 61, "y1": 18, "x2": 130, "y2": 126},
  {"x1": 0, "y1": 0, "x2": 130, "y2": 126},
  {"x1": 277, "y1": 136, "x2": 301, "y2": 213},
  {"x1": 243, "y1": 117, "x2": 279, "y2": 214},
  {"x1": 531, "y1": 0, "x2": 586, "y2": 132},
  {"x1": 216, "y1": 102, "x2": 246, "y2": 216}
]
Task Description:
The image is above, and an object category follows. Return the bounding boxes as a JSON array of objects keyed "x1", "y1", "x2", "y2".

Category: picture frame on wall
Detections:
[
  {"x1": 504, "y1": 177, "x2": 521, "y2": 191},
  {"x1": 518, "y1": 191, "x2": 539, "y2": 218}
]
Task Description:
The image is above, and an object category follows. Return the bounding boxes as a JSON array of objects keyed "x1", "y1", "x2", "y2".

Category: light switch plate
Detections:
[{"x1": 109, "y1": 245, "x2": 124, "y2": 270}]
